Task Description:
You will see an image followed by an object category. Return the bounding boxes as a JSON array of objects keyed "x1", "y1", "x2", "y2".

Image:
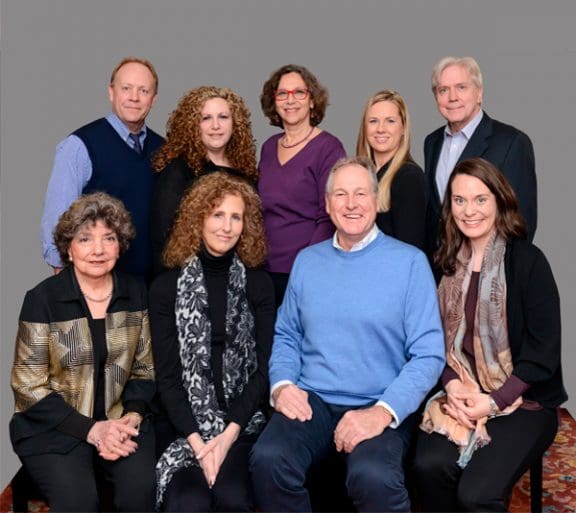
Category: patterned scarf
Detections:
[
  {"x1": 155, "y1": 254, "x2": 266, "y2": 506},
  {"x1": 420, "y1": 233, "x2": 521, "y2": 467}
]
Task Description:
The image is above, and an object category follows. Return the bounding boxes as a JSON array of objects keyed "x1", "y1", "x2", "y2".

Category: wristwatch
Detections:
[{"x1": 488, "y1": 395, "x2": 499, "y2": 418}]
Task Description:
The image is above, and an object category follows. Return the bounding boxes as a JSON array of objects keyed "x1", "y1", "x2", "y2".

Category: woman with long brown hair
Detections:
[{"x1": 412, "y1": 158, "x2": 566, "y2": 512}]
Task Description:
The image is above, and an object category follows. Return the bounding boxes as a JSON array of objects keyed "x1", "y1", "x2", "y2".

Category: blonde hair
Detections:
[{"x1": 356, "y1": 90, "x2": 412, "y2": 212}]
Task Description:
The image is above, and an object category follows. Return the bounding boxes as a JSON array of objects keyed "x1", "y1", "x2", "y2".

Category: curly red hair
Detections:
[
  {"x1": 153, "y1": 86, "x2": 257, "y2": 181},
  {"x1": 164, "y1": 172, "x2": 267, "y2": 269}
]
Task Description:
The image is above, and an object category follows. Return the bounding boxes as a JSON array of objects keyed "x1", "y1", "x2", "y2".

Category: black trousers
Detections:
[
  {"x1": 21, "y1": 423, "x2": 156, "y2": 513},
  {"x1": 411, "y1": 407, "x2": 558, "y2": 512},
  {"x1": 162, "y1": 433, "x2": 257, "y2": 513}
]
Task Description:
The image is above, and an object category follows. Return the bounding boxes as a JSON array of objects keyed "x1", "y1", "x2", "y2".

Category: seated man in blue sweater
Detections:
[{"x1": 250, "y1": 156, "x2": 445, "y2": 513}]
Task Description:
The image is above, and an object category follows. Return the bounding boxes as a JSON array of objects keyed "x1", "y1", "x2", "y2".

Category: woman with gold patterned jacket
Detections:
[{"x1": 10, "y1": 192, "x2": 156, "y2": 513}]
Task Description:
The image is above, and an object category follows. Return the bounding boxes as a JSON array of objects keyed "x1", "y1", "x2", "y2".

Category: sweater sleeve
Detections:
[
  {"x1": 150, "y1": 160, "x2": 191, "y2": 276},
  {"x1": 225, "y1": 271, "x2": 275, "y2": 428},
  {"x1": 506, "y1": 245, "x2": 561, "y2": 394},
  {"x1": 309, "y1": 135, "x2": 345, "y2": 244},
  {"x1": 149, "y1": 272, "x2": 200, "y2": 437},
  {"x1": 377, "y1": 252, "x2": 446, "y2": 423},
  {"x1": 268, "y1": 257, "x2": 306, "y2": 386}
]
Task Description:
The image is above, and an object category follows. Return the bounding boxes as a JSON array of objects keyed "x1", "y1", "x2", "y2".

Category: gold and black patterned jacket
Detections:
[{"x1": 10, "y1": 266, "x2": 155, "y2": 456}]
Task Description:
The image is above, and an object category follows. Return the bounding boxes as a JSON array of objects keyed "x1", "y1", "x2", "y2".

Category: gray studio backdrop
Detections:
[{"x1": 2, "y1": 0, "x2": 575, "y2": 486}]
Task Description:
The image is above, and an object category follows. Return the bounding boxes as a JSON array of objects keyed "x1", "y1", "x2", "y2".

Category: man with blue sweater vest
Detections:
[
  {"x1": 250, "y1": 156, "x2": 445, "y2": 512},
  {"x1": 41, "y1": 57, "x2": 164, "y2": 280}
]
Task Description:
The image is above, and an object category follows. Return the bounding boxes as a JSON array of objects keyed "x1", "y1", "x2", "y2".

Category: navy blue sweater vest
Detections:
[{"x1": 74, "y1": 118, "x2": 164, "y2": 278}]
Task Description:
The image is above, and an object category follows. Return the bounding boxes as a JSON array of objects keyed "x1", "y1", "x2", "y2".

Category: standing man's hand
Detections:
[
  {"x1": 273, "y1": 384, "x2": 313, "y2": 422},
  {"x1": 334, "y1": 405, "x2": 392, "y2": 453}
]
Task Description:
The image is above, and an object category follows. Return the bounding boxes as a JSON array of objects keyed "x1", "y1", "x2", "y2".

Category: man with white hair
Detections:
[
  {"x1": 250, "y1": 156, "x2": 445, "y2": 513},
  {"x1": 425, "y1": 56, "x2": 537, "y2": 256}
]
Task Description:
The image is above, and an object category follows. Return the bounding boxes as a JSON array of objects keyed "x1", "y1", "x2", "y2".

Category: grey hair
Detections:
[
  {"x1": 431, "y1": 56, "x2": 483, "y2": 93},
  {"x1": 325, "y1": 155, "x2": 378, "y2": 196}
]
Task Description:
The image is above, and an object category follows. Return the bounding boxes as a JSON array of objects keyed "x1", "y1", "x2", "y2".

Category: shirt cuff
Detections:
[
  {"x1": 269, "y1": 380, "x2": 293, "y2": 407},
  {"x1": 375, "y1": 401, "x2": 399, "y2": 429}
]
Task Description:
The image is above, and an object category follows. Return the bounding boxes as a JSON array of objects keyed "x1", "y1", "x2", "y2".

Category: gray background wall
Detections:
[{"x1": 1, "y1": 0, "x2": 575, "y2": 487}]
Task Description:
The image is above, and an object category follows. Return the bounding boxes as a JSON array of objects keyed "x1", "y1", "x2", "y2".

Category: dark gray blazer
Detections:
[{"x1": 424, "y1": 112, "x2": 537, "y2": 255}]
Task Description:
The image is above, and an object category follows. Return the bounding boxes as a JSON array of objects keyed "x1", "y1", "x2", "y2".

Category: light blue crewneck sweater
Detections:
[{"x1": 269, "y1": 231, "x2": 445, "y2": 424}]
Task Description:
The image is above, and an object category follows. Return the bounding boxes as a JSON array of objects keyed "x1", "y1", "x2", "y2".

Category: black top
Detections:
[
  {"x1": 149, "y1": 254, "x2": 275, "y2": 439},
  {"x1": 375, "y1": 160, "x2": 427, "y2": 250},
  {"x1": 10, "y1": 266, "x2": 154, "y2": 457},
  {"x1": 150, "y1": 157, "x2": 249, "y2": 276}
]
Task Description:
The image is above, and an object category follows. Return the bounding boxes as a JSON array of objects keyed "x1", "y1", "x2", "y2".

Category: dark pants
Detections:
[
  {"x1": 411, "y1": 407, "x2": 558, "y2": 512},
  {"x1": 250, "y1": 392, "x2": 413, "y2": 513},
  {"x1": 21, "y1": 422, "x2": 156, "y2": 513},
  {"x1": 162, "y1": 433, "x2": 257, "y2": 513}
]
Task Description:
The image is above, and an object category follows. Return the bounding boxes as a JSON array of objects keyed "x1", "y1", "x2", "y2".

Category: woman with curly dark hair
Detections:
[
  {"x1": 411, "y1": 158, "x2": 566, "y2": 512},
  {"x1": 258, "y1": 64, "x2": 346, "y2": 306},
  {"x1": 150, "y1": 86, "x2": 258, "y2": 275},
  {"x1": 149, "y1": 172, "x2": 275, "y2": 512}
]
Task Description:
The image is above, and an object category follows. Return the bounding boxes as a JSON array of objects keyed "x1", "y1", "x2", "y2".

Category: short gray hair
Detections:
[
  {"x1": 325, "y1": 155, "x2": 378, "y2": 196},
  {"x1": 431, "y1": 56, "x2": 483, "y2": 93}
]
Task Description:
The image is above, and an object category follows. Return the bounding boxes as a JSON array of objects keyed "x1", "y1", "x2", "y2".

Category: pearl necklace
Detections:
[
  {"x1": 81, "y1": 287, "x2": 113, "y2": 303},
  {"x1": 280, "y1": 126, "x2": 315, "y2": 149}
]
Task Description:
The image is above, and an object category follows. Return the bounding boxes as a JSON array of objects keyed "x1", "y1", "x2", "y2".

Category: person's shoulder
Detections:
[
  {"x1": 485, "y1": 114, "x2": 530, "y2": 140},
  {"x1": 507, "y1": 238, "x2": 547, "y2": 264},
  {"x1": 315, "y1": 130, "x2": 345, "y2": 150},
  {"x1": 377, "y1": 232, "x2": 428, "y2": 263},
  {"x1": 424, "y1": 126, "x2": 444, "y2": 145},
  {"x1": 146, "y1": 126, "x2": 165, "y2": 143},
  {"x1": 150, "y1": 268, "x2": 180, "y2": 297},
  {"x1": 293, "y1": 239, "x2": 333, "y2": 266},
  {"x1": 395, "y1": 160, "x2": 425, "y2": 180}
]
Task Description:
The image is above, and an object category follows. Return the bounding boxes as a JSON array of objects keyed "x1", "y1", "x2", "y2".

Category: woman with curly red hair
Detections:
[
  {"x1": 149, "y1": 172, "x2": 275, "y2": 512},
  {"x1": 150, "y1": 86, "x2": 258, "y2": 275}
]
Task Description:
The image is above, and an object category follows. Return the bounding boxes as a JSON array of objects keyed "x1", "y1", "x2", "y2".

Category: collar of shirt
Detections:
[
  {"x1": 106, "y1": 112, "x2": 148, "y2": 146},
  {"x1": 444, "y1": 108, "x2": 484, "y2": 139},
  {"x1": 332, "y1": 224, "x2": 379, "y2": 252}
]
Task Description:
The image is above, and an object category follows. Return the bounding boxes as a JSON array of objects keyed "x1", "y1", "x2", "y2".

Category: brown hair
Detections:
[
  {"x1": 434, "y1": 158, "x2": 527, "y2": 275},
  {"x1": 152, "y1": 86, "x2": 257, "y2": 181},
  {"x1": 260, "y1": 64, "x2": 329, "y2": 127},
  {"x1": 54, "y1": 192, "x2": 135, "y2": 265},
  {"x1": 164, "y1": 172, "x2": 267, "y2": 268},
  {"x1": 110, "y1": 56, "x2": 158, "y2": 93}
]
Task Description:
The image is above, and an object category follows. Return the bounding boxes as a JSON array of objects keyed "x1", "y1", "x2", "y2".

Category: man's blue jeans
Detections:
[{"x1": 250, "y1": 391, "x2": 413, "y2": 512}]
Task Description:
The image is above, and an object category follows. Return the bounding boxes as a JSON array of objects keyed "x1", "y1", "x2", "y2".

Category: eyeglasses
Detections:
[{"x1": 275, "y1": 88, "x2": 309, "y2": 101}]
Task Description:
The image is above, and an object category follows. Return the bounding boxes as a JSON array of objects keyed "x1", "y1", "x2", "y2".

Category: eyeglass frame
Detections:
[{"x1": 274, "y1": 88, "x2": 310, "y2": 101}]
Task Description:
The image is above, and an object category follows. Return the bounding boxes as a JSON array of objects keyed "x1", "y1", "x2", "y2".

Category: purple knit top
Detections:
[{"x1": 258, "y1": 131, "x2": 346, "y2": 273}]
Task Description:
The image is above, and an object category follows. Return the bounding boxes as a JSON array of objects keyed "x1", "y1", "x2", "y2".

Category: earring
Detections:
[{"x1": 68, "y1": 255, "x2": 73, "y2": 262}]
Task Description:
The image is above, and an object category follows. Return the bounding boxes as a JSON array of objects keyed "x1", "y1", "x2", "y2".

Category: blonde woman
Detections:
[{"x1": 356, "y1": 90, "x2": 427, "y2": 249}]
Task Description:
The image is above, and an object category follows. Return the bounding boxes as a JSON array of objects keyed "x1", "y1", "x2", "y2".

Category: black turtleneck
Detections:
[
  {"x1": 199, "y1": 246, "x2": 234, "y2": 409},
  {"x1": 149, "y1": 251, "x2": 275, "y2": 439}
]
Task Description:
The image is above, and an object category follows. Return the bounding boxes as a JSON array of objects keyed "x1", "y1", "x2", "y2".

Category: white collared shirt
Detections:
[
  {"x1": 332, "y1": 224, "x2": 379, "y2": 252},
  {"x1": 435, "y1": 109, "x2": 484, "y2": 202}
]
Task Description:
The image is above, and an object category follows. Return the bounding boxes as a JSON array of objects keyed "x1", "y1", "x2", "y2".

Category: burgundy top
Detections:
[
  {"x1": 441, "y1": 271, "x2": 534, "y2": 410},
  {"x1": 258, "y1": 131, "x2": 346, "y2": 273}
]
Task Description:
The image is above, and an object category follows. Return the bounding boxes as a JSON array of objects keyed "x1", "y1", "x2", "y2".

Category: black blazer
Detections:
[{"x1": 424, "y1": 112, "x2": 537, "y2": 256}]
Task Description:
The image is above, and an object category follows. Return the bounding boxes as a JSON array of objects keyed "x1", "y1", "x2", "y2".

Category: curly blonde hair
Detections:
[
  {"x1": 164, "y1": 172, "x2": 267, "y2": 269},
  {"x1": 153, "y1": 86, "x2": 258, "y2": 181}
]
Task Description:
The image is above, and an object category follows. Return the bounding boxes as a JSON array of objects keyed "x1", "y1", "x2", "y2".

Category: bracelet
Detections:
[{"x1": 488, "y1": 395, "x2": 499, "y2": 418}]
